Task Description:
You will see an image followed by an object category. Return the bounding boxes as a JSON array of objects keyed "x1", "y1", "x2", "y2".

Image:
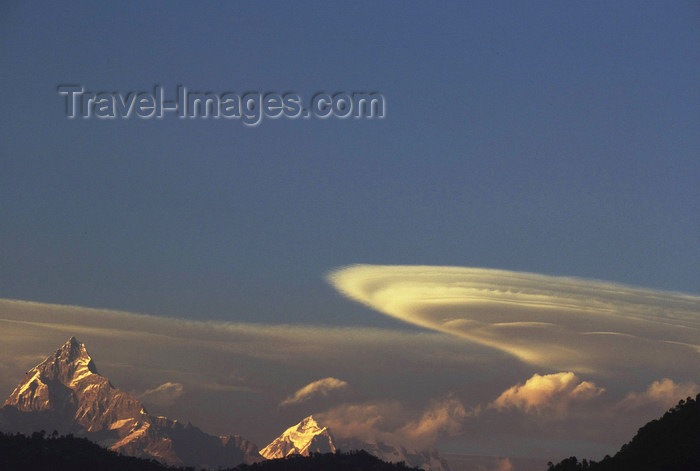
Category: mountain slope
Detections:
[
  {"x1": 261, "y1": 415, "x2": 450, "y2": 471},
  {"x1": 0, "y1": 337, "x2": 260, "y2": 469}
]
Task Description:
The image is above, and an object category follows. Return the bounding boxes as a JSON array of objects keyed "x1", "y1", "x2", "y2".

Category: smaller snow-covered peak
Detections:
[
  {"x1": 285, "y1": 415, "x2": 330, "y2": 443},
  {"x1": 262, "y1": 415, "x2": 451, "y2": 471},
  {"x1": 259, "y1": 415, "x2": 336, "y2": 459}
]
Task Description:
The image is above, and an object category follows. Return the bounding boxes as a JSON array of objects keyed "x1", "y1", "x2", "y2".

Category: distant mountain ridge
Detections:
[
  {"x1": 0, "y1": 431, "x2": 423, "y2": 471},
  {"x1": 260, "y1": 415, "x2": 450, "y2": 471},
  {"x1": 0, "y1": 337, "x2": 260, "y2": 469},
  {"x1": 2, "y1": 338, "x2": 448, "y2": 471}
]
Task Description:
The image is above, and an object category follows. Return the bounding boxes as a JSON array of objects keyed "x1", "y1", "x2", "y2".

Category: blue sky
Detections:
[
  {"x1": 1, "y1": 1, "x2": 698, "y2": 323},
  {"x1": 1, "y1": 2, "x2": 700, "y2": 465}
]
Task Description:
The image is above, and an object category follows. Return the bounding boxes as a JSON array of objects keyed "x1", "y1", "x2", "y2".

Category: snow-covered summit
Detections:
[
  {"x1": 259, "y1": 415, "x2": 336, "y2": 459},
  {"x1": 3, "y1": 336, "x2": 102, "y2": 412},
  {"x1": 289, "y1": 415, "x2": 325, "y2": 436}
]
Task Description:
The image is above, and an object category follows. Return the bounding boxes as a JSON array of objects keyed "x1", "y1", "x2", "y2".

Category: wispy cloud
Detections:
[
  {"x1": 280, "y1": 377, "x2": 348, "y2": 406},
  {"x1": 398, "y1": 395, "x2": 468, "y2": 444},
  {"x1": 137, "y1": 382, "x2": 184, "y2": 407},
  {"x1": 317, "y1": 400, "x2": 403, "y2": 444}
]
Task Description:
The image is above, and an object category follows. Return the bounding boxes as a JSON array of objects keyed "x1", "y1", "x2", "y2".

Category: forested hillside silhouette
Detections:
[
  {"x1": 232, "y1": 449, "x2": 422, "y2": 471},
  {"x1": 0, "y1": 430, "x2": 187, "y2": 471},
  {"x1": 0, "y1": 431, "x2": 422, "y2": 471},
  {"x1": 547, "y1": 394, "x2": 700, "y2": 471}
]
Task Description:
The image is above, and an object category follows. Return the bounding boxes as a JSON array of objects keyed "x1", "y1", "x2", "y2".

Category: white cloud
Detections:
[
  {"x1": 280, "y1": 377, "x2": 348, "y2": 406},
  {"x1": 138, "y1": 382, "x2": 184, "y2": 406},
  {"x1": 490, "y1": 372, "x2": 604, "y2": 415},
  {"x1": 617, "y1": 378, "x2": 699, "y2": 411}
]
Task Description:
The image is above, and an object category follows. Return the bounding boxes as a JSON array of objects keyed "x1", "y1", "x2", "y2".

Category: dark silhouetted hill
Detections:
[
  {"x1": 0, "y1": 430, "x2": 190, "y2": 471},
  {"x1": 547, "y1": 393, "x2": 700, "y2": 471},
  {"x1": 233, "y1": 450, "x2": 423, "y2": 471},
  {"x1": 0, "y1": 431, "x2": 423, "y2": 471}
]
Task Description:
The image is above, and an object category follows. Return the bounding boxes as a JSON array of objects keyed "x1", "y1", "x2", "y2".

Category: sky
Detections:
[{"x1": 0, "y1": 1, "x2": 699, "y2": 469}]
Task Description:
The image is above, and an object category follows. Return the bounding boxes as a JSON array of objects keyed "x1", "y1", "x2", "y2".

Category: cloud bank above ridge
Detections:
[{"x1": 0, "y1": 297, "x2": 500, "y2": 443}]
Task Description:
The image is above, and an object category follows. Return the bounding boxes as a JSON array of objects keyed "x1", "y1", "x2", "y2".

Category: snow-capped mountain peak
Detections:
[
  {"x1": 259, "y1": 415, "x2": 336, "y2": 459},
  {"x1": 3, "y1": 336, "x2": 101, "y2": 412},
  {"x1": 0, "y1": 337, "x2": 260, "y2": 469},
  {"x1": 48, "y1": 336, "x2": 98, "y2": 384}
]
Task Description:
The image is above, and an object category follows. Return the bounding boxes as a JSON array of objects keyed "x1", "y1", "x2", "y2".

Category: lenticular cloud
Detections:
[{"x1": 328, "y1": 265, "x2": 700, "y2": 378}]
